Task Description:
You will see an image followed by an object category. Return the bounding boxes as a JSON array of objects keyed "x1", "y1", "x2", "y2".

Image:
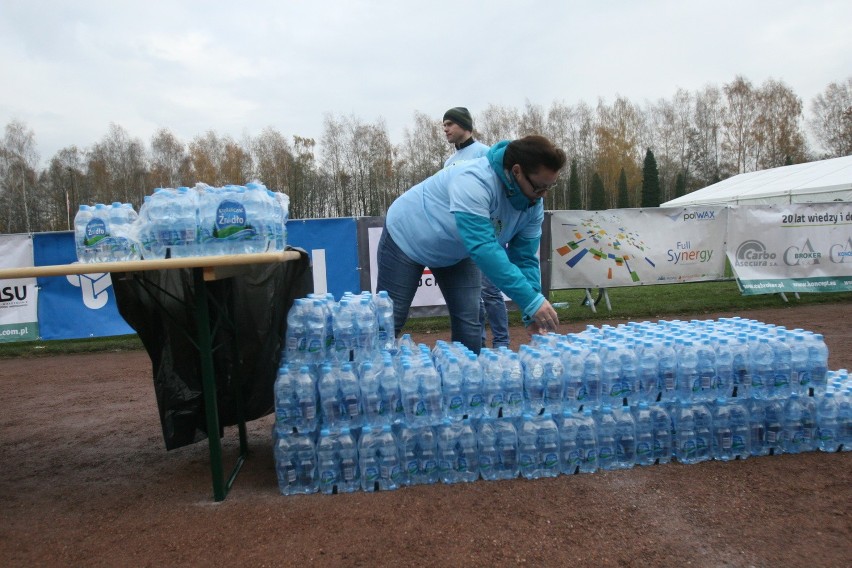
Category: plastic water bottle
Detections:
[
  {"x1": 712, "y1": 398, "x2": 734, "y2": 461},
  {"x1": 750, "y1": 336, "x2": 773, "y2": 400},
  {"x1": 338, "y1": 363, "x2": 363, "y2": 428},
  {"x1": 360, "y1": 361, "x2": 383, "y2": 425},
  {"x1": 728, "y1": 334, "x2": 750, "y2": 399},
  {"x1": 477, "y1": 419, "x2": 501, "y2": 481},
  {"x1": 331, "y1": 299, "x2": 355, "y2": 363},
  {"x1": 442, "y1": 355, "x2": 465, "y2": 420},
  {"x1": 618, "y1": 342, "x2": 639, "y2": 406},
  {"x1": 376, "y1": 424, "x2": 402, "y2": 490},
  {"x1": 542, "y1": 350, "x2": 564, "y2": 415},
  {"x1": 379, "y1": 357, "x2": 402, "y2": 425},
  {"x1": 806, "y1": 333, "x2": 829, "y2": 395},
  {"x1": 694, "y1": 339, "x2": 717, "y2": 403},
  {"x1": 420, "y1": 358, "x2": 444, "y2": 424},
  {"x1": 600, "y1": 344, "x2": 621, "y2": 407},
  {"x1": 536, "y1": 413, "x2": 561, "y2": 478},
  {"x1": 650, "y1": 403, "x2": 673, "y2": 465},
  {"x1": 817, "y1": 392, "x2": 840, "y2": 452},
  {"x1": 613, "y1": 405, "x2": 636, "y2": 469},
  {"x1": 501, "y1": 351, "x2": 525, "y2": 418},
  {"x1": 748, "y1": 399, "x2": 768, "y2": 456},
  {"x1": 789, "y1": 333, "x2": 810, "y2": 396},
  {"x1": 74, "y1": 204, "x2": 96, "y2": 262},
  {"x1": 577, "y1": 408, "x2": 599, "y2": 473},
  {"x1": 761, "y1": 399, "x2": 783, "y2": 456},
  {"x1": 673, "y1": 401, "x2": 698, "y2": 464},
  {"x1": 277, "y1": 430, "x2": 317, "y2": 495},
  {"x1": 781, "y1": 394, "x2": 804, "y2": 454},
  {"x1": 294, "y1": 365, "x2": 318, "y2": 432},
  {"x1": 729, "y1": 399, "x2": 752, "y2": 459},
  {"x1": 317, "y1": 428, "x2": 339, "y2": 494},
  {"x1": 305, "y1": 299, "x2": 328, "y2": 364},
  {"x1": 637, "y1": 341, "x2": 660, "y2": 404},
  {"x1": 583, "y1": 347, "x2": 602, "y2": 410},
  {"x1": 558, "y1": 408, "x2": 581, "y2": 474},
  {"x1": 481, "y1": 352, "x2": 504, "y2": 418},
  {"x1": 245, "y1": 181, "x2": 273, "y2": 252},
  {"x1": 90, "y1": 203, "x2": 113, "y2": 262},
  {"x1": 714, "y1": 337, "x2": 735, "y2": 399},
  {"x1": 354, "y1": 296, "x2": 377, "y2": 362},
  {"x1": 170, "y1": 187, "x2": 199, "y2": 258},
  {"x1": 496, "y1": 419, "x2": 519, "y2": 479},
  {"x1": 337, "y1": 427, "x2": 359, "y2": 493},
  {"x1": 675, "y1": 339, "x2": 698, "y2": 403},
  {"x1": 318, "y1": 364, "x2": 341, "y2": 428},
  {"x1": 108, "y1": 202, "x2": 139, "y2": 261},
  {"x1": 284, "y1": 299, "x2": 308, "y2": 365},
  {"x1": 633, "y1": 402, "x2": 655, "y2": 466},
  {"x1": 463, "y1": 355, "x2": 485, "y2": 419},
  {"x1": 517, "y1": 414, "x2": 540, "y2": 479},
  {"x1": 455, "y1": 419, "x2": 479, "y2": 483},
  {"x1": 399, "y1": 361, "x2": 423, "y2": 426},
  {"x1": 523, "y1": 350, "x2": 547, "y2": 415},
  {"x1": 769, "y1": 334, "x2": 793, "y2": 400},
  {"x1": 562, "y1": 345, "x2": 586, "y2": 413},
  {"x1": 657, "y1": 339, "x2": 677, "y2": 403},
  {"x1": 596, "y1": 405, "x2": 618, "y2": 471},
  {"x1": 839, "y1": 384, "x2": 852, "y2": 452},
  {"x1": 359, "y1": 425, "x2": 380, "y2": 492},
  {"x1": 274, "y1": 365, "x2": 297, "y2": 433},
  {"x1": 692, "y1": 402, "x2": 713, "y2": 463},
  {"x1": 375, "y1": 290, "x2": 396, "y2": 353}
]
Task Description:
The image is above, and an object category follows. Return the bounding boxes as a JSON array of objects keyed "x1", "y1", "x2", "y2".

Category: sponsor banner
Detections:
[
  {"x1": 550, "y1": 207, "x2": 728, "y2": 289},
  {"x1": 287, "y1": 218, "x2": 360, "y2": 299},
  {"x1": 727, "y1": 203, "x2": 852, "y2": 295},
  {"x1": 33, "y1": 231, "x2": 134, "y2": 340},
  {"x1": 0, "y1": 234, "x2": 39, "y2": 342},
  {"x1": 366, "y1": 226, "x2": 444, "y2": 308}
]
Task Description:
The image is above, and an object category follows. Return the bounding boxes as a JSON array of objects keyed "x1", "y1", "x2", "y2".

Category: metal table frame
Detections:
[{"x1": 0, "y1": 251, "x2": 301, "y2": 501}]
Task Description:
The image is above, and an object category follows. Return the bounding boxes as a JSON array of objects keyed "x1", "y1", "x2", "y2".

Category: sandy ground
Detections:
[{"x1": 1, "y1": 302, "x2": 850, "y2": 567}]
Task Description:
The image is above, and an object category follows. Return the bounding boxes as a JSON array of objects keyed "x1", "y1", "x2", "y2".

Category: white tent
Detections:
[{"x1": 661, "y1": 154, "x2": 852, "y2": 207}]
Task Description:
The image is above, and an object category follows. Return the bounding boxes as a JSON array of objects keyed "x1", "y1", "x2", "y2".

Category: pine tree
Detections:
[
  {"x1": 674, "y1": 171, "x2": 686, "y2": 198},
  {"x1": 616, "y1": 167, "x2": 630, "y2": 208},
  {"x1": 568, "y1": 159, "x2": 582, "y2": 210},
  {"x1": 641, "y1": 148, "x2": 661, "y2": 207},
  {"x1": 589, "y1": 172, "x2": 608, "y2": 210}
]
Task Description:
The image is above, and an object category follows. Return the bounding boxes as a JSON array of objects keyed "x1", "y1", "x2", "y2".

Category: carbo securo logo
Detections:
[
  {"x1": 784, "y1": 238, "x2": 822, "y2": 266},
  {"x1": 735, "y1": 240, "x2": 777, "y2": 267}
]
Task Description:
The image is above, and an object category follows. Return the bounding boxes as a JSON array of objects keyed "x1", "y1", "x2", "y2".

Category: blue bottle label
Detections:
[
  {"x1": 213, "y1": 200, "x2": 256, "y2": 240},
  {"x1": 84, "y1": 218, "x2": 108, "y2": 245}
]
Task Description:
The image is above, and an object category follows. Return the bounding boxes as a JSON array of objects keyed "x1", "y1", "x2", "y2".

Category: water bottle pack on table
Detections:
[{"x1": 73, "y1": 181, "x2": 289, "y2": 263}]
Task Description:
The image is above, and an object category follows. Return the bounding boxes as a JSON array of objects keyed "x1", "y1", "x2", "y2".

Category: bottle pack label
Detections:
[
  {"x1": 213, "y1": 200, "x2": 256, "y2": 240},
  {"x1": 84, "y1": 218, "x2": 108, "y2": 245}
]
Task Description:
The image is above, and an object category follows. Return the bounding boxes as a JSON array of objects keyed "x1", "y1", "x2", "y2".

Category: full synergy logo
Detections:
[{"x1": 555, "y1": 214, "x2": 655, "y2": 282}]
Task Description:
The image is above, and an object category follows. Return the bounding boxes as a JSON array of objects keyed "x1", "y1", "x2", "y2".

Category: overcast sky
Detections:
[{"x1": 2, "y1": 0, "x2": 850, "y2": 165}]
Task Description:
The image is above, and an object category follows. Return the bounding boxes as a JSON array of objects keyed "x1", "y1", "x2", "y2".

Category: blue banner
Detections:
[
  {"x1": 33, "y1": 231, "x2": 134, "y2": 340},
  {"x1": 287, "y1": 218, "x2": 359, "y2": 300}
]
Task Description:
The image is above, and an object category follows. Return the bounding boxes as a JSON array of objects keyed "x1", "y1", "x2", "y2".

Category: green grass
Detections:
[{"x1": 2, "y1": 280, "x2": 850, "y2": 358}]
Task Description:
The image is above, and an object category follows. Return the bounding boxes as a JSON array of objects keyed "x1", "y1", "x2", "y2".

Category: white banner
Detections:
[
  {"x1": 0, "y1": 234, "x2": 39, "y2": 342},
  {"x1": 550, "y1": 207, "x2": 728, "y2": 289},
  {"x1": 726, "y1": 203, "x2": 852, "y2": 295}
]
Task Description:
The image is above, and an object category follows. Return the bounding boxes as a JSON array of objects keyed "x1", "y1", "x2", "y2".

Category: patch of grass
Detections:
[
  {"x1": 0, "y1": 334, "x2": 143, "y2": 359},
  {"x1": 2, "y1": 281, "x2": 850, "y2": 356}
]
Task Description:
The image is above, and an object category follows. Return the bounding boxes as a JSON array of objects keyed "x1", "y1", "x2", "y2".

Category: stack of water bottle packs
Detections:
[
  {"x1": 274, "y1": 295, "x2": 851, "y2": 496},
  {"x1": 73, "y1": 181, "x2": 289, "y2": 263}
]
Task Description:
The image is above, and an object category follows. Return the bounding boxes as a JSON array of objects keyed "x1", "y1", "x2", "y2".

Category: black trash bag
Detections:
[{"x1": 112, "y1": 248, "x2": 312, "y2": 450}]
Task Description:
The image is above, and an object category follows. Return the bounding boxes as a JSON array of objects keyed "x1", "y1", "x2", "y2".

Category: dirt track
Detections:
[{"x1": 1, "y1": 303, "x2": 850, "y2": 567}]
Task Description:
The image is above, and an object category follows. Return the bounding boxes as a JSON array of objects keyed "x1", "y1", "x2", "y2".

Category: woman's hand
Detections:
[{"x1": 525, "y1": 300, "x2": 560, "y2": 336}]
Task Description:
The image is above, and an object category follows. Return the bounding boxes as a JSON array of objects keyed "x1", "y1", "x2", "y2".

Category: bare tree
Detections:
[
  {"x1": 150, "y1": 128, "x2": 187, "y2": 188},
  {"x1": 1, "y1": 120, "x2": 40, "y2": 233},
  {"x1": 753, "y1": 78, "x2": 808, "y2": 168},
  {"x1": 721, "y1": 76, "x2": 758, "y2": 175},
  {"x1": 808, "y1": 77, "x2": 852, "y2": 158},
  {"x1": 477, "y1": 104, "x2": 520, "y2": 145}
]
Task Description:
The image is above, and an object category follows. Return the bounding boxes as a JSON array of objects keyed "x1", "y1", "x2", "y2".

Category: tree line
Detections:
[{"x1": 1, "y1": 75, "x2": 850, "y2": 235}]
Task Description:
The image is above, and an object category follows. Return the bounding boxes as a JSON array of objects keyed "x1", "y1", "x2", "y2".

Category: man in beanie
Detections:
[
  {"x1": 441, "y1": 107, "x2": 510, "y2": 349},
  {"x1": 443, "y1": 107, "x2": 490, "y2": 168}
]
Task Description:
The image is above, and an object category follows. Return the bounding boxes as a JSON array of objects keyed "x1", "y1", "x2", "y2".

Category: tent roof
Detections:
[{"x1": 661, "y1": 154, "x2": 852, "y2": 207}]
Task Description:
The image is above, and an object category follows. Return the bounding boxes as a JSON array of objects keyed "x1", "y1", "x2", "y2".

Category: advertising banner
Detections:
[
  {"x1": 0, "y1": 234, "x2": 39, "y2": 342},
  {"x1": 33, "y1": 231, "x2": 135, "y2": 340},
  {"x1": 287, "y1": 217, "x2": 360, "y2": 300},
  {"x1": 550, "y1": 207, "x2": 728, "y2": 289},
  {"x1": 726, "y1": 203, "x2": 852, "y2": 295}
]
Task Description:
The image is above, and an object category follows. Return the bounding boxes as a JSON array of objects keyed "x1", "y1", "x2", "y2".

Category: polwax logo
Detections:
[
  {"x1": 734, "y1": 239, "x2": 777, "y2": 267},
  {"x1": 784, "y1": 238, "x2": 822, "y2": 266},
  {"x1": 66, "y1": 272, "x2": 113, "y2": 309},
  {"x1": 665, "y1": 209, "x2": 716, "y2": 222},
  {"x1": 829, "y1": 238, "x2": 852, "y2": 264}
]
